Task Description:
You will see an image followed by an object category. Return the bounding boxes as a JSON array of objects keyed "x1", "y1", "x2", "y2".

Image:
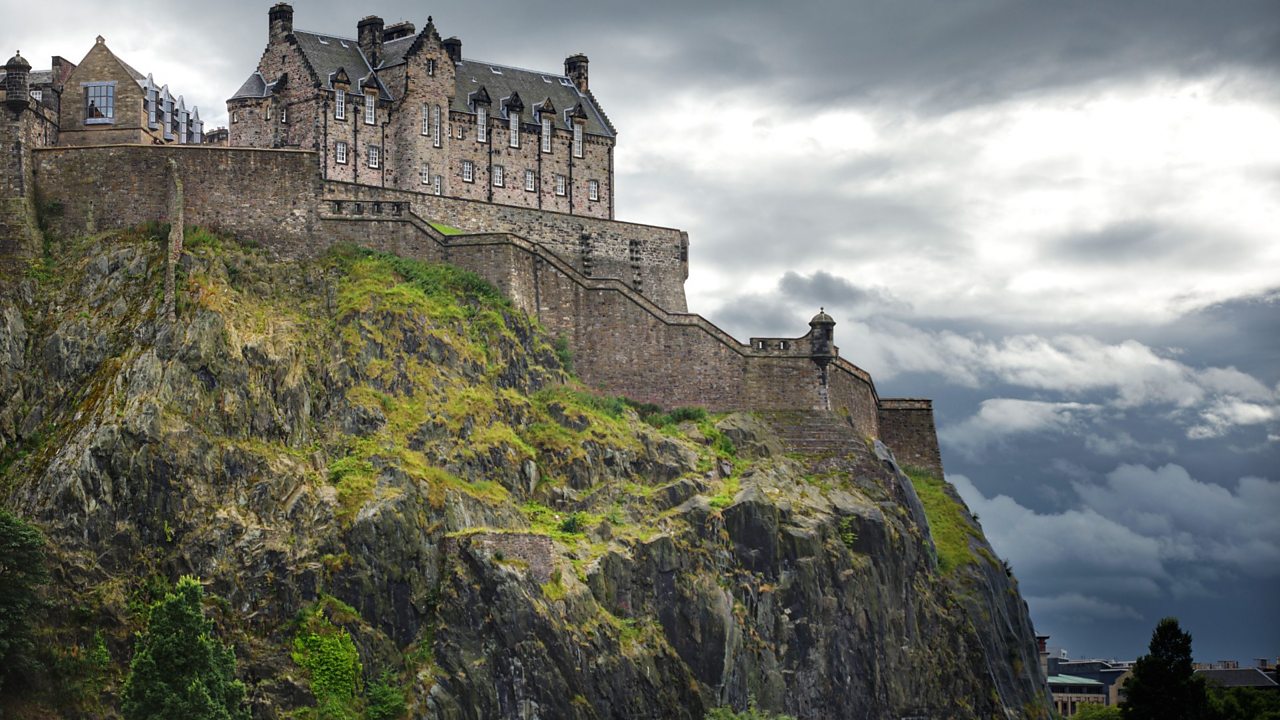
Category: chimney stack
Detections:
[
  {"x1": 358, "y1": 16, "x2": 385, "y2": 66},
  {"x1": 565, "y1": 54, "x2": 589, "y2": 93},
  {"x1": 269, "y1": 3, "x2": 293, "y2": 42},
  {"x1": 443, "y1": 37, "x2": 462, "y2": 64},
  {"x1": 382, "y1": 22, "x2": 416, "y2": 42}
]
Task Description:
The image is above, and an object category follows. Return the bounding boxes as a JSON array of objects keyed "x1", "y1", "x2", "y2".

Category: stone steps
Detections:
[{"x1": 759, "y1": 410, "x2": 866, "y2": 459}]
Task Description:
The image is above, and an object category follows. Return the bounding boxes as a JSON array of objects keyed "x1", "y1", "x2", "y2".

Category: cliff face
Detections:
[{"x1": 0, "y1": 228, "x2": 1049, "y2": 719}]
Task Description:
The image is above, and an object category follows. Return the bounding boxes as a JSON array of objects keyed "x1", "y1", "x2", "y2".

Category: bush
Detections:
[
  {"x1": 558, "y1": 511, "x2": 590, "y2": 534},
  {"x1": 0, "y1": 507, "x2": 48, "y2": 693},
  {"x1": 121, "y1": 576, "x2": 248, "y2": 720},
  {"x1": 365, "y1": 670, "x2": 406, "y2": 720},
  {"x1": 292, "y1": 606, "x2": 363, "y2": 719}
]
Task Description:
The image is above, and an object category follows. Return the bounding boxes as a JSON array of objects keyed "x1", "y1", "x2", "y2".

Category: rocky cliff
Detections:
[{"x1": 0, "y1": 227, "x2": 1049, "y2": 719}]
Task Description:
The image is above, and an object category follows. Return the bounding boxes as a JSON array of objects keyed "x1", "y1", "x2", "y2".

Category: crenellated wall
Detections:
[{"x1": 23, "y1": 143, "x2": 943, "y2": 468}]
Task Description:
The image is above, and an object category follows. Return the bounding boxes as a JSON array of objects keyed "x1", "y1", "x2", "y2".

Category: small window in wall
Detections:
[
  {"x1": 368, "y1": 144, "x2": 380, "y2": 168},
  {"x1": 427, "y1": 58, "x2": 436, "y2": 76},
  {"x1": 266, "y1": 103, "x2": 272, "y2": 120},
  {"x1": 364, "y1": 93, "x2": 377, "y2": 124},
  {"x1": 493, "y1": 165, "x2": 504, "y2": 187},
  {"x1": 422, "y1": 105, "x2": 430, "y2": 135},
  {"x1": 588, "y1": 179, "x2": 599, "y2": 201},
  {"x1": 421, "y1": 165, "x2": 431, "y2": 184},
  {"x1": 335, "y1": 141, "x2": 348, "y2": 164},
  {"x1": 84, "y1": 82, "x2": 116, "y2": 123},
  {"x1": 433, "y1": 174, "x2": 442, "y2": 196},
  {"x1": 335, "y1": 89, "x2": 346, "y2": 120},
  {"x1": 232, "y1": 110, "x2": 239, "y2": 123},
  {"x1": 572, "y1": 123, "x2": 583, "y2": 158},
  {"x1": 476, "y1": 107, "x2": 488, "y2": 142},
  {"x1": 541, "y1": 117, "x2": 552, "y2": 153},
  {"x1": 509, "y1": 112, "x2": 519, "y2": 148},
  {"x1": 555, "y1": 174, "x2": 566, "y2": 196},
  {"x1": 462, "y1": 160, "x2": 474, "y2": 183},
  {"x1": 524, "y1": 169, "x2": 536, "y2": 192},
  {"x1": 281, "y1": 107, "x2": 287, "y2": 123},
  {"x1": 432, "y1": 106, "x2": 442, "y2": 147},
  {"x1": 30, "y1": 89, "x2": 42, "y2": 102},
  {"x1": 455, "y1": 125, "x2": 463, "y2": 140}
]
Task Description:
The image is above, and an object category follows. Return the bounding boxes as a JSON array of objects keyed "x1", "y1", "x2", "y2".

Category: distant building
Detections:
[
  {"x1": 203, "y1": 127, "x2": 229, "y2": 146},
  {"x1": 1049, "y1": 658, "x2": 1133, "y2": 707},
  {"x1": 1196, "y1": 667, "x2": 1280, "y2": 691},
  {"x1": 1047, "y1": 674, "x2": 1108, "y2": 716}
]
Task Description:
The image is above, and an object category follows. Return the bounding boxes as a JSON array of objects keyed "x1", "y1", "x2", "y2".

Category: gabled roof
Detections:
[
  {"x1": 1196, "y1": 668, "x2": 1279, "y2": 688},
  {"x1": 291, "y1": 30, "x2": 392, "y2": 100},
  {"x1": 451, "y1": 59, "x2": 613, "y2": 137}
]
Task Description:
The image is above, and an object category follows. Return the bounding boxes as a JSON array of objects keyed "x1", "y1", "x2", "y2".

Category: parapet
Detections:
[{"x1": 877, "y1": 398, "x2": 944, "y2": 479}]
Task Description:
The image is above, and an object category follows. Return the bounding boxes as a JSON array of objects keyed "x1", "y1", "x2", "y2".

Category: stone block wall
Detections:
[
  {"x1": 877, "y1": 399, "x2": 944, "y2": 479},
  {"x1": 0, "y1": 102, "x2": 56, "y2": 279}
]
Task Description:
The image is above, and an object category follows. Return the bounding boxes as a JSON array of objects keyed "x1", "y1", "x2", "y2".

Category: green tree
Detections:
[
  {"x1": 0, "y1": 506, "x2": 48, "y2": 694},
  {"x1": 1074, "y1": 704, "x2": 1122, "y2": 720},
  {"x1": 121, "y1": 576, "x2": 249, "y2": 720},
  {"x1": 1120, "y1": 617, "x2": 1210, "y2": 720}
]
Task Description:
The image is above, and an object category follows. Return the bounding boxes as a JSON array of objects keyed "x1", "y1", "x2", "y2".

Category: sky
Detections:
[{"x1": 5, "y1": 0, "x2": 1279, "y2": 664}]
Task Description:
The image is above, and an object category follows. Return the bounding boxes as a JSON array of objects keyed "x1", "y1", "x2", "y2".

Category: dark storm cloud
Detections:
[{"x1": 1047, "y1": 220, "x2": 1252, "y2": 268}]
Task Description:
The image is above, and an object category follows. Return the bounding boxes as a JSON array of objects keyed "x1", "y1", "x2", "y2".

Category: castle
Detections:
[{"x1": 0, "y1": 6, "x2": 945, "y2": 478}]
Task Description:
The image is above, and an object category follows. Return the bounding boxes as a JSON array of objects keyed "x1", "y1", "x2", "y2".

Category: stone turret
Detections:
[
  {"x1": 565, "y1": 54, "x2": 589, "y2": 93},
  {"x1": 269, "y1": 3, "x2": 293, "y2": 43},
  {"x1": 358, "y1": 16, "x2": 384, "y2": 67},
  {"x1": 3, "y1": 52, "x2": 31, "y2": 111},
  {"x1": 809, "y1": 308, "x2": 836, "y2": 367}
]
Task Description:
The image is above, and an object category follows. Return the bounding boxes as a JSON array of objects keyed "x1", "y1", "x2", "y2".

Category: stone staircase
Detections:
[{"x1": 760, "y1": 410, "x2": 866, "y2": 460}]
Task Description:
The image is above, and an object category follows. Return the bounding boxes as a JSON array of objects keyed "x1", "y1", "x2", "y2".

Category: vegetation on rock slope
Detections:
[{"x1": 0, "y1": 227, "x2": 1049, "y2": 719}]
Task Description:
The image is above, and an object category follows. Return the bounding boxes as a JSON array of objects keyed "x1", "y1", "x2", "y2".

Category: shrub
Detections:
[
  {"x1": 0, "y1": 507, "x2": 48, "y2": 693},
  {"x1": 365, "y1": 670, "x2": 406, "y2": 720},
  {"x1": 292, "y1": 605, "x2": 362, "y2": 719},
  {"x1": 558, "y1": 511, "x2": 590, "y2": 534}
]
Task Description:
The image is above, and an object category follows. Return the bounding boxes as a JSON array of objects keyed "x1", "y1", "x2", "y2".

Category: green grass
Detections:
[
  {"x1": 429, "y1": 221, "x2": 465, "y2": 236},
  {"x1": 905, "y1": 468, "x2": 980, "y2": 574}
]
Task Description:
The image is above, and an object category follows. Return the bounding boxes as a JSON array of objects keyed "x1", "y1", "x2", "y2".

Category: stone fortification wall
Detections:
[
  {"x1": 324, "y1": 181, "x2": 689, "y2": 312},
  {"x1": 877, "y1": 399, "x2": 945, "y2": 479},
  {"x1": 0, "y1": 103, "x2": 56, "y2": 278}
]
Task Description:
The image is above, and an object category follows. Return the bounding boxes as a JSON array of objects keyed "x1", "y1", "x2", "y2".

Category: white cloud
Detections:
[{"x1": 940, "y1": 399, "x2": 1100, "y2": 457}]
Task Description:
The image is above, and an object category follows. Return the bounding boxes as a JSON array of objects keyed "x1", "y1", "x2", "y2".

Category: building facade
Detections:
[{"x1": 228, "y1": 3, "x2": 615, "y2": 219}]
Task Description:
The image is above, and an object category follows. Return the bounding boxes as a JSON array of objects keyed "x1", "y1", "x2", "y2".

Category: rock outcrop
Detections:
[{"x1": 0, "y1": 228, "x2": 1049, "y2": 719}]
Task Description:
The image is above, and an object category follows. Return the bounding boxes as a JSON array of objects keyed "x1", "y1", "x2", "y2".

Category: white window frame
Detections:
[
  {"x1": 572, "y1": 123, "x2": 583, "y2": 158},
  {"x1": 432, "y1": 106, "x2": 442, "y2": 147},
  {"x1": 432, "y1": 174, "x2": 442, "y2": 196},
  {"x1": 524, "y1": 169, "x2": 536, "y2": 192},
  {"x1": 422, "y1": 105, "x2": 430, "y2": 135},
  {"x1": 509, "y1": 111, "x2": 519, "y2": 148},
  {"x1": 455, "y1": 125, "x2": 463, "y2": 140},
  {"x1": 421, "y1": 165, "x2": 431, "y2": 184},
  {"x1": 280, "y1": 106, "x2": 287, "y2": 123},
  {"x1": 335, "y1": 141, "x2": 348, "y2": 164},
  {"x1": 367, "y1": 144, "x2": 380, "y2": 169},
  {"x1": 462, "y1": 160, "x2": 474, "y2": 183},
  {"x1": 493, "y1": 165, "x2": 504, "y2": 187},
  {"x1": 335, "y1": 89, "x2": 346, "y2": 120},
  {"x1": 30, "y1": 89, "x2": 42, "y2": 102},
  {"x1": 588, "y1": 179, "x2": 599, "y2": 201},
  {"x1": 427, "y1": 58, "x2": 436, "y2": 76},
  {"x1": 476, "y1": 107, "x2": 487, "y2": 143},
  {"x1": 364, "y1": 93, "x2": 376, "y2": 125},
  {"x1": 555, "y1": 174, "x2": 566, "y2": 196},
  {"x1": 266, "y1": 103, "x2": 272, "y2": 121},
  {"x1": 541, "y1": 117, "x2": 552, "y2": 153}
]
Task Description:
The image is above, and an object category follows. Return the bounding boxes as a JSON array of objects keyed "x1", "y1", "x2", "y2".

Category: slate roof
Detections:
[
  {"x1": 231, "y1": 28, "x2": 615, "y2": 137},
  {"x1": 1196, "y1": 668, "x2": 1280, "y2": 688},
  {"x1": 1047, "y1": 674, "x2": 1104, "y2": 686},
  {"x1": 0, "y1": 69, "x2": 53, "y2": 86}
]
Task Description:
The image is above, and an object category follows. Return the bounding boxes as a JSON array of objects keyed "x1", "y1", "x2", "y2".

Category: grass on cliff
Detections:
[{"x1": 905, "y1": 467, "x2": 982, "y2": 574}]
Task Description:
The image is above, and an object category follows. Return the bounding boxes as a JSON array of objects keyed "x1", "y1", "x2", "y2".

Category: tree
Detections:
[
  {"x1": 1074, "y1": 704, "x2": 1122, "y2": 720},
  {"x1": 0, "y1": 506, "x2": 48, "y2": 694},
  {"x1": 121, "y1": 576, "x2": 249, "y2": 720},
  {"x1": 1120, "y1": 617, "x2": 1210, "y2": 720}
]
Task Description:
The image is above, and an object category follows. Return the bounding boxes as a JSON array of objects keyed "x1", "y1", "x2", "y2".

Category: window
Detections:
[
  {"x1": 524, "y1": 169, "x2": 536, "y2": 192},
  {"x1": 476, "y1": 107, "x2": 487, "y2": 142},
  {"x1": 84, "y1": 82, "x2": 115, "y2": 123},
  {"x1": 266, "y1": 103, "x2": 272, "y2": 120},
  {"x1": 572, "y1": 123, "x2": 583, "y2": 158},
  {"x1": 280, "y1": 107, "x2": 287, "y2": 123},
  {"x1": 541, "y1": 117, "x2": 552, "y2": 153},
  {"x1": 432, "y1": 105, "x2": 441, "y2": 147},
  {"x1": 422, "y1": 106, "x2": 430, "y2": 135},
  {"x1": 232, "y1": 110, "x2": 239, "y2": 123},
  {"x1": 427, "y1": 58, "x2": 436, "y2": 76},
  {"x1": 335, "y1": 141, "x2": 348, "y2": 164},
  {"x1": 509, "y1": 112, "x2": 519, "y2": 148},
  {"x1": 492, "y1": 165, "x2": 504, "y2": 187},
  {"x1": 588, "y1": 179, "x2": 599, "y2": 201},
  {"x1": 335, "y1": 89, "x2": 346, "y2": 120},
  {"x1": 30, "y1": 89, "x2": 42, "y2": 102},
  {"x1": 555, "y1": 174, "x2": 566, "y2": 196},
  {"x1": 367, "y1": 144, "x2": 380, "y2": 168},
  {"x1": 455, "y1": 126, "x2": 463, "y2": 140},
  {"x1": 364, "y1": 93, "x2": 376, "y2": 124},
  {"x1": 433, "y1": 174, "x2": 442, "y2": 196},
  {"x1": 462, "y1": 160, "x2": 474, "y2": 183},
  {"x1": 421, "y1": 165, "x2": 431, "y2": 184}
]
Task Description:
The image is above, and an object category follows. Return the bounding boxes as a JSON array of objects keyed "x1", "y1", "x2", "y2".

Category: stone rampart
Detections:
[
  {"x1": 0, "y1": 103, "x2": 56, "y2": 280},
  {"x1": 877, "y1": 399, "x2": 944, "y2": 479}
]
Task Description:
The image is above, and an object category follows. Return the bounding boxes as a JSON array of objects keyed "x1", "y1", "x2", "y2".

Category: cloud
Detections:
[
  {"x1": 941, "y1": 399, "x2": 1100, "y2": 457},
  {"x1": 1187, "y1": 398, "x2": 1279, "y2": 439},
  {"x1": 1025, "y1": 593, "x2": 1144, "y2": 622}
]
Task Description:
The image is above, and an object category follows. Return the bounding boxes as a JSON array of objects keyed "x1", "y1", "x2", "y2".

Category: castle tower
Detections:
[
  {"x1": 3, "y1": 52, "x2": 31, "y2": 111},
  {"x1": 565, "y1": 54, "x2": 589, "y2": 92},
  {"x1": 809, "y1": 308, "x2": 837, "y2": 368},
  {"x1": 269, "y1": 3, "x2": 294, "y2": 42}
]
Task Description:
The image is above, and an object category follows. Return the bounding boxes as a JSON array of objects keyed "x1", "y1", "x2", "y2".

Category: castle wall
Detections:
[
  {"x1": 0, "y1": 102, "x2": 57, "y2": 279},
  {"x1": 877, "y1": 399, "x2": 945, "y2": 479},
  {"x1": 325, "y1": 180, "x2": 688, "y2": 312}
]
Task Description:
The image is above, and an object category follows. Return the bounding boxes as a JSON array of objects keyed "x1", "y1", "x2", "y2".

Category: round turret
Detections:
[
  {"x1": 809, "y1": 307, "x2": 836, "y2": 364},
  {"x1": 3, "y1": 51, "x2": 32, "y2": 110}
]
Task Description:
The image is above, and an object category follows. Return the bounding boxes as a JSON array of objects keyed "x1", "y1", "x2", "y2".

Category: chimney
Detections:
[
  {"x1": 3, "y1": 52, "x2": 31, "y2": 110},
  {"x1": 442, "y1": 37, "x2": 462, "y2": 64},
  {"x1": 269, "y1": 3, "x2": 293, "y2": 42},
  {"x1": 358, "y1": 16, "x2": 384, "y2": 66},
  {"x1": 382, "y1": 22, "x2": 415, "y2": 42},
  {"x1": 565, "y1": 53, "x2": 589, "y2": 93}
]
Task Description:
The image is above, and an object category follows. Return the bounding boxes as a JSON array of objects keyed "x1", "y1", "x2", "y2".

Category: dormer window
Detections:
[
  {"x1": 541, "y1": 117, "x2": 552, "y2": 153},
  {"x1": 335, "y1": 89, "x2": 346, "y2": 120},
  {"x1": 364, "y1": 93, "x2": 376, "y2": 125},
  {"x1": 572, "y1": 123, "x2": 583, "y2": 158},
  {"x1": 509, "y1": 111, "x2": 519, "y2": 148},
  {"x1": 84, "y1": 82, "x2": 116, "y2": 124},
  {"x1": 476, "y1": 106, "x2": 487, "y2": 143}
]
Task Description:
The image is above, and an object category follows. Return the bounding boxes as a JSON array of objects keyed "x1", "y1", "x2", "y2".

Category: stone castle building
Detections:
[
  {"x1": 0, "y1": 6, "x2": 946, "y2": 480},
  {"x1": 229, "y1": 4, "x2": 615, "y2": 219}
]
